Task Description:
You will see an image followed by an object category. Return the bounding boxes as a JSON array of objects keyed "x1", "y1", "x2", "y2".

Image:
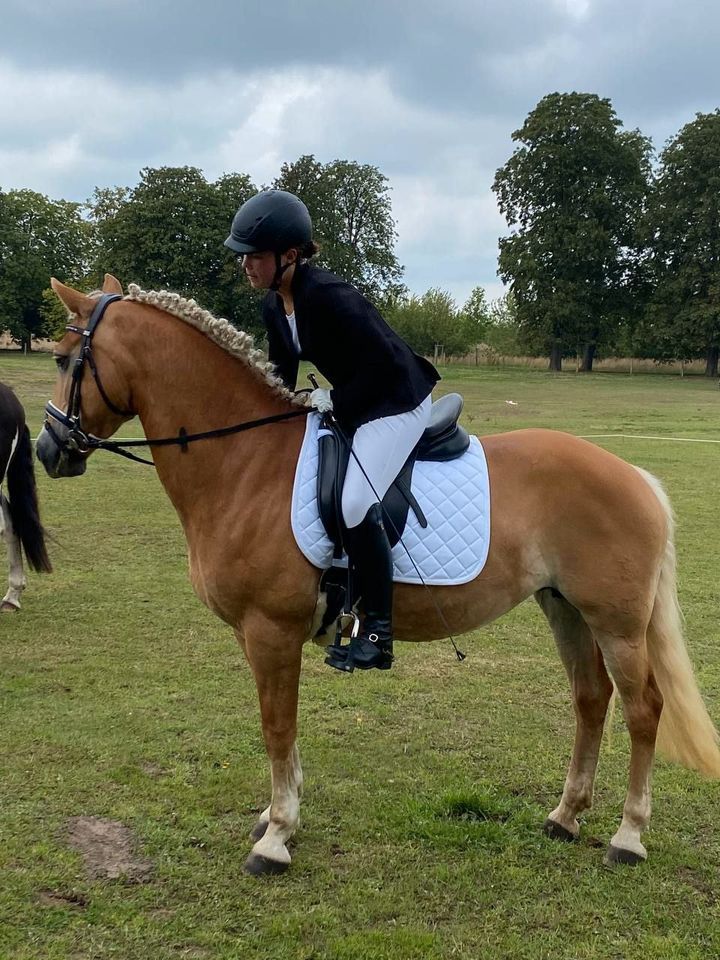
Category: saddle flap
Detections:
[{"x1": 317, "y1": 419, "x2": 419, "y2": 552}]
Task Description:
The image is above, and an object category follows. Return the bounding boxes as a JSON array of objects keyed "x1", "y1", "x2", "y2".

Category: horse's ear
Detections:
[
  {"x1": 102, "y1": 274, "x2": 123, "y2": 295},
  {"x1": 50, "y1": 278, "x2": 95, "y2": 320}
]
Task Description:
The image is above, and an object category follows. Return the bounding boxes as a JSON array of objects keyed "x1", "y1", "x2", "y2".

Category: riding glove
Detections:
[{"x1": 310, "y1": 388, "x2": 333, "y2": 413}]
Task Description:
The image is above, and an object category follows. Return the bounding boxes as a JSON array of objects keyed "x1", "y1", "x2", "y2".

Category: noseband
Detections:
[{"x1": 44, "y1": 293, "x2": 309, "y2": 466}]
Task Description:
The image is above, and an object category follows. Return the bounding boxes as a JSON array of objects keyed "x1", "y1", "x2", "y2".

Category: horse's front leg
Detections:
[
  {"x1": 250, "y1": 742, "x2": 303, "y2": 843},
  {"x1": 0, "y1": 493, "x2": 26, "y2": 612},
  {"x1": 238, "y1": 619, "x2": 304, "y2": 876}
]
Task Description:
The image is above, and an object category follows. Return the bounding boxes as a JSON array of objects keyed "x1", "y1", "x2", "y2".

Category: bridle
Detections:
[
  {"x1": 43, "y1": 293, "x2": 309, "y2": 467},
  {"x1": 44, "y1": 293, "x2": 130, "y2": 455}
]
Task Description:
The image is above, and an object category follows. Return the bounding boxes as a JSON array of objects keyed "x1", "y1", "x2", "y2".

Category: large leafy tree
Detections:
[
  {"x1": 384, "y1": 288, "x2": 479, "y2": 359},
  {"x1": 274, "y1": 155, "x2": 404, "y2": 302},
  {"x1": 643, "y1": 111, "x2": 720, "y2": 376},
  {"x1": 493, "y1": 93, "x2": 652, "y2": 370},
  {"x1": 0, "y1": 188, "x2": 92, "y2": 349},
  {"x1": 88, "y1": 167, "x2": 262, "y2": 335}
]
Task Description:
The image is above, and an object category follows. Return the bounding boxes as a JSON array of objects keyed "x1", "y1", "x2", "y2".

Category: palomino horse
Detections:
[
  {"x1": 36, "y1": 275, "x2": 720, "y2": 876},
  {"x1": 0, "y1": 381, "x2": 52, "y2": 608}
]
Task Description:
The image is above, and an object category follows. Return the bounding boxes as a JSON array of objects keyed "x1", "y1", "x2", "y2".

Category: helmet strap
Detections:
[{"x1": 270, "y1": 253, "x2": 292, "y2": 291}]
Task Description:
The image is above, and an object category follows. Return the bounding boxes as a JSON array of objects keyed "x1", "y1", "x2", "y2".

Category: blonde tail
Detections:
[{"x1": 637, "y1": 468, "x2": 720, "y2": 778}]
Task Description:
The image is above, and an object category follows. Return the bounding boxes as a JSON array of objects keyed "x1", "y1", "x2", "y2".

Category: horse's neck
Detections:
[{"x1": 125, "y1": 310, "x2": 301, "y2": 532}]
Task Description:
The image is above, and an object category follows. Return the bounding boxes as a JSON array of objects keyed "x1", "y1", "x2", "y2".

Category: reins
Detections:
[
  {"x1": 44, "y1": 293, "x2": 310, "y2": 466},
  {"x1": 47, "y1": 406, "x2": 310, "y2": 466}
]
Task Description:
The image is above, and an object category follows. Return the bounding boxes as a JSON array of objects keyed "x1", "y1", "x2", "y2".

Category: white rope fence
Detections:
[{"x1": 578, "y1": 433, "x2": 720, "y2": 445}]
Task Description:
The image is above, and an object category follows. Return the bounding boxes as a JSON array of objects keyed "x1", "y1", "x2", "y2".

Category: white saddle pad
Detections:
[{"x1": 291, "y1": 413, "x2": 491, "y2": 586}]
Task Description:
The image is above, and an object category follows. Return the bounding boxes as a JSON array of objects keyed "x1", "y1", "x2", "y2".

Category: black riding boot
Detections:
[{"x1": 325, "y1": 504, "x2": 394, "y2": 672}]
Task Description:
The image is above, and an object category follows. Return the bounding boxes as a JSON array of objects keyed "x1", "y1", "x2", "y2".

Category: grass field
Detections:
[{"x1": 1, "y1": 353, "x2": 719, "y2": 960}]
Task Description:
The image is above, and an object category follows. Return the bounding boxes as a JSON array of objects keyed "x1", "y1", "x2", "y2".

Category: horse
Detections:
[
  {"x1": 35, "y1": 274, "x2": 720, "y2": 876},
  {"x1": 0, "y1": 381, "x2": 52, "y2": 609}
]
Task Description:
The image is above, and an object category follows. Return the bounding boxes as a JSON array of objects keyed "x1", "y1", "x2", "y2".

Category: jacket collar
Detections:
[
  {"x1": 290, "y1": 259, "x2": 312, "y2": 297},
  {"x1": 272, "y1": 259, "x2": 311, "y2": 311}
]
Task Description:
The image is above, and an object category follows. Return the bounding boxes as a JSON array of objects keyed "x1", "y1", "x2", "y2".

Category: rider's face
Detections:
[
  {"x1": 241, "y1": 250, "x2": 296, "y2": 290},
  {"x1": 241, "y1": 251, "x2": 276, "y2": 289}
]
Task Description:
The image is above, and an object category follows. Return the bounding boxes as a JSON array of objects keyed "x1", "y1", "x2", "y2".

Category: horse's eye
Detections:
[{"x1": 54, "y1": 355, "x2": 69, "y2": 372}]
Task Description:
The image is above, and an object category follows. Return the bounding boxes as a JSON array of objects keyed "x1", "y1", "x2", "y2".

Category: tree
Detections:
[
  {"x1": 87, "y1": 167, "x2": 263, "y2": 336},
  {"x1": 0, "y1": 188, "x2": 92, "y2": 349},
  {"x1": 274, "y1": 156, "x2": 404, "y2": 302},
  {"x1": 458, "y1": 286, "x2": 490, "y2": 347},
  {"x1": 485, "y1": 291, "x2": 523, "y2": 356},
  {"x1": 493, "y1": 93, "x2": 652, "y2": 371},
  {"x1": 385, "y1": 288, "x2": 476, "y2": 359},
  {"x1": 644, "y1": 111, "x2": 720, "y2": 377}
]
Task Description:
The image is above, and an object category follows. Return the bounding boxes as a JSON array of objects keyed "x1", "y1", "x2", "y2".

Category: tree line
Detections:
[
  {"x1": 1, "y1": 95, "x2": 719, "y2": 374},
  {"x1": 494, "y1": 94, "x2": 720, "y2": 376}
]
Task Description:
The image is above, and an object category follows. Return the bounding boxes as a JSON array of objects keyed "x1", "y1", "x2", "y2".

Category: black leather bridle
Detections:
[{"x1": 43, "y1": 293, "x2": 309, "y2": 466}]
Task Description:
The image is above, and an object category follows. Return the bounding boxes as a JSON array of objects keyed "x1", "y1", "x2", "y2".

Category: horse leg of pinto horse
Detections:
[
  {"x1": 535, "y1": 588, "x2": 614, "y2": 841},
  {"x1": 592, "y1": 628, "x2": 663, "y2": 864},
  {"x1": 0, "y1": 492, "x2": 26, "y2": 611},
  {"x1": 237, "y1": 617, "x2": 305, "y2": 875}
]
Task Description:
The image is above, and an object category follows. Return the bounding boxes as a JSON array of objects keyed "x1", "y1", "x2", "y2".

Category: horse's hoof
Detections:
[
  {"x1": 0, "y1": 601, "x2": 19, "y2": 613},
  {"x1": 243, "y1": 853, "x2": 289, "y2": 876},
  {"x1": 543, "y1": 818, "x2": 578, "y2": 842},
  {"x1": 605, "y1": 844, "x2": 646, "y2": 866},
  {"x1": 249, "y1": 820, "x2": 268, "y2": 842}
]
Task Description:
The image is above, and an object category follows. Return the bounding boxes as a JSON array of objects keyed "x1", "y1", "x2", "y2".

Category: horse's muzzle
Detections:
[{"x1": 35, "y1": 424, "x2": 88, "y2": 478}]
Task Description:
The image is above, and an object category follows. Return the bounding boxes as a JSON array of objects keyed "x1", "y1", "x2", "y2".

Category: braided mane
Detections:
[{"x1": 125, "y1": 284, "x2": 304, "y2": 406}]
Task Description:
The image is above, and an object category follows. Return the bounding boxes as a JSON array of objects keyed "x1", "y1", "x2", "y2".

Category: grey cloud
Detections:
[
  {"x1": 2, "y1": 0, "x2": 720, "y2": 299},
  {"x1": 2, "y1": 1, "x2": 574, "y2": 87}
]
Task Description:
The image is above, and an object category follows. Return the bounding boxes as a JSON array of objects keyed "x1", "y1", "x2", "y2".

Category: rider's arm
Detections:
[
  {"x1": 263, "y1": 300, "x2": 300, "y2": 391},
  {"x1": 307, "y1": 283, "x2": 397, "y2": 420}
]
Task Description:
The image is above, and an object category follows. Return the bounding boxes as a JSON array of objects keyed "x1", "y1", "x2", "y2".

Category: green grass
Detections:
[{"x1": 1, "y1": 353, "x2": 719, "y2": 959}]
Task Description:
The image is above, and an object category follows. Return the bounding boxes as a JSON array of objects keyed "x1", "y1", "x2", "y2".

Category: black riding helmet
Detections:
[
  {"x1": 225, "y1": 190, "x2": 312, "y2": 290},
  {"x1": 225, "y1": 189, "x2": 312, "y2": 255}
]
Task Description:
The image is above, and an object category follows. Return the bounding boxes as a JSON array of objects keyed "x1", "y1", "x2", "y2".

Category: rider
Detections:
[{"x1": 225, "y1": 189, "x2": 440, "y2": 671}]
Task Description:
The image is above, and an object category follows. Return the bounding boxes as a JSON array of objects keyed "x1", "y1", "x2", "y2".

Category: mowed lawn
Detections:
[{"x1": 1, "y1": 351, "x2": 719, "y2": 960}]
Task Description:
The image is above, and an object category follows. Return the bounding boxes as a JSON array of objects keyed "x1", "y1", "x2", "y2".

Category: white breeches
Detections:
[{"x1": 341, "y1": 395, "x2": 432, "y2": 529}]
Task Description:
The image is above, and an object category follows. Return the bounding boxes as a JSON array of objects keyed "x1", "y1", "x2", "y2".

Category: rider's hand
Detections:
[{"x1": 309, "y1": 387, "x2": 333, "y2": 413}]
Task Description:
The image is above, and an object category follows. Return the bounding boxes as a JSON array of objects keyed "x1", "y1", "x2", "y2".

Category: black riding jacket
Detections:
[{"x1": 262, "y1": 262, "x2": 440, "y2": 432}]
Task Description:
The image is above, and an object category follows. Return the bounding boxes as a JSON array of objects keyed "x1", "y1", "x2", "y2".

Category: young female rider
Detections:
[{"x1": 225, "y1": 190, "x2": 440, "y2": 672}]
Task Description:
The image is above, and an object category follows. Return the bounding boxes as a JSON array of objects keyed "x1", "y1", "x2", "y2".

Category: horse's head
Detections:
[{"x1": 36, "y1": 274, "x2": 136, "y2": 478}]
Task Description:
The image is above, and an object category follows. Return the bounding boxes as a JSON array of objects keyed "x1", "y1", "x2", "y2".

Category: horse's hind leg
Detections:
[
  {"x1": 0, "y1": 492, "x2": 26, "y2": 611},
  {"x1": 592, "y1": 628, "x2": 663, "y2": 865},
  {"x1": 536, "y1": 589, "x2": 613, "y2": 841}
]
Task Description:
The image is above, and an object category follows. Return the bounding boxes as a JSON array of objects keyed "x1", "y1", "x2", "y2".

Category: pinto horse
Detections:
[
  {"x1": 0, "y1": 382, "x2": 52, "y2": 608},
  {"x1": 36, "y1": 275, "x2": 720, "y2": 876}
]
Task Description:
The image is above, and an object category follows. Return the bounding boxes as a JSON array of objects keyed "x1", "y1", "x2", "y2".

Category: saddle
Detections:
[
  {"x1": 317, "y1": 392, "x2": 470, "y2": 557},
  {"x1": 313, "y1": 393, "x2": 471, "y2": 640}
]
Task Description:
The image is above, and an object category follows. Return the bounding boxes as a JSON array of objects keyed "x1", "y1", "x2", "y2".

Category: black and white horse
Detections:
[{"x1": 0, "y1": 383, "x2": 51, "y2": 609}]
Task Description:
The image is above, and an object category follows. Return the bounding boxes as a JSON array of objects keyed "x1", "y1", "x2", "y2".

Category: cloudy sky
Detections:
[{"x1": 1, "y1": 0, "x2": 719, "y2": 305}]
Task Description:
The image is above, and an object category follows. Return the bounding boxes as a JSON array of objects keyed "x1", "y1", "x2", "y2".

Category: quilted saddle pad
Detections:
[{"x1": 291, "y1": 413, "x2": 491, "y2": 586}]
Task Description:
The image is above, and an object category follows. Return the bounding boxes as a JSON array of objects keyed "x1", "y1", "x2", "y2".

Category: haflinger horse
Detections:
[
  {"x1": 36, "y1": 275, "x2": 720, "y2": 876},
  {"x1": 0, "y1": 382, "x2": 52, "y2": 608}
]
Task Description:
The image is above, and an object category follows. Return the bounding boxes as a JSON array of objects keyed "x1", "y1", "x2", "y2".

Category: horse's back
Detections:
[
  {"x1": 480, "y1": 427, "x2": 662, "y2": 521},
  {"x1": 0, "y1": 383, "x2": 26, "y2": 478},
  {"x1": 0, "y1": 382, "x2": 25, "y2": 425},
  {"x1": 478, "y1": 428, "x2": 667, "y2": 615}
]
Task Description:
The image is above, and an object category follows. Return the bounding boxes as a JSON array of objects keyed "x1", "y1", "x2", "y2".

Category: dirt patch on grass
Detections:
[
  {"x1": 38, "y1": 889, "x2": 88, "y2": 909},
  {"x1": 66, "y1": 816, "x2": 152, "y2": 882}
]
